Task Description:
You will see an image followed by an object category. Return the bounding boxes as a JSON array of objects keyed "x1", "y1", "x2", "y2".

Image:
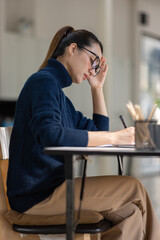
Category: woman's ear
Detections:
[{"x1": 68, "y1": 43, "x2": 77, "y2": 56}]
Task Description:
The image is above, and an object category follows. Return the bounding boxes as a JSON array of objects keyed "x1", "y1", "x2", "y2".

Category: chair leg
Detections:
[
  {"x1": 75, "y1": 233, "x2": 91, "y2": 240},
  {"x1": 97, "y1": 233, "x2": 101, "y2": 240},
  {"x1": 21, "y1": 234, "x2": 40, "y2": 240},
  {"x1": 75, "y1": 233, "x2": 101, "y2": 240}
]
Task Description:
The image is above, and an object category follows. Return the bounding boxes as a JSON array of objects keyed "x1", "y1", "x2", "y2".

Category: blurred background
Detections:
[{"x1": 0, "y1": 0, "x2": 160, "y2": 218}]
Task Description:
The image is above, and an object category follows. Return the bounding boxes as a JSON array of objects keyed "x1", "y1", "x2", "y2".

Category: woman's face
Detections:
[{"x1": 66, "y1": 43, "x2": 102, "y2": 84}]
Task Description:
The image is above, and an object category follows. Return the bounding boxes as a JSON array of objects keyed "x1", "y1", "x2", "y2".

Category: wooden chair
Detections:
[{"x1": 0, "y1": 126, "x2": 112, "y2": 240}]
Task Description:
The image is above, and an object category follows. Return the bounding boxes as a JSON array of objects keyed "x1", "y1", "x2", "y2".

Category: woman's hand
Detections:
[
  {"x1": 87, "y1": 127, "x2": 135, "y2": 147},
  {"x1": 87, "y1": 57, "x2": 108, "y2": 89},
  {"x1": 112, "y1": 127, "x2": 135, "y2": 145},
  {"x1": 89, "y1": 57, "x2": 108, "y2": 116}
]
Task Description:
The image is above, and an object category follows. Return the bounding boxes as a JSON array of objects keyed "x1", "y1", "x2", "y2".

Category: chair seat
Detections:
[
  {"x1": 6, "y1": 209, "x2": 113, "y2": 235},
  {"x1": 5, "y1": 209, "x2": 104, "y2": 225},
  {"x1": 13, "y1": 219, "x2": 112, "y2": 235}
]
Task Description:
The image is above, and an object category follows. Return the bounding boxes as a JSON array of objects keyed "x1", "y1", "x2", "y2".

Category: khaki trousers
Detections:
[{"x1": 25, "y1": 175, "x2": 160, "y2": 240}]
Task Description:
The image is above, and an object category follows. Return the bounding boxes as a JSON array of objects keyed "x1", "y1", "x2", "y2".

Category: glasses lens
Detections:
[
  {"x1": 94, "y1": 67, "x2": 101, "y2": 77},
  {"x1": 92, "y1": 57, "x2": 100, "y2": 76},
  {"x1": 92, "y1": 57, "x2": 100, "y2": 69}
]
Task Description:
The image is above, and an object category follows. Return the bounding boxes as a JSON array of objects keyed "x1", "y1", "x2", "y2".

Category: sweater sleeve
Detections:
[
  {"x1": 29, "y1": 74, "x2": 109, "y2": 148},
  {"x1": 75, "y1": 111, "x2": 109, "y2": 131},
  {"x1": 65, "y1": 97, "x2": 109, "y2": 131}
]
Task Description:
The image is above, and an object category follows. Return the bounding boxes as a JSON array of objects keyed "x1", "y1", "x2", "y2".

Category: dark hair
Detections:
[{"x1": 39, "y1": 26, "x2": 103, "y2": 69}]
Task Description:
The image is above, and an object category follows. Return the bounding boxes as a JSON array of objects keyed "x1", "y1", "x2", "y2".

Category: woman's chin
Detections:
[{"x1": 73, "y1": 78, "x2": 84, "y2": 84}]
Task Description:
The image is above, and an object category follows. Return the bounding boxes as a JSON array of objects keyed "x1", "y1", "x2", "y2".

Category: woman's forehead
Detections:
[{"x1": 89, "y1": 43, "x2": 102, "y2": 58}]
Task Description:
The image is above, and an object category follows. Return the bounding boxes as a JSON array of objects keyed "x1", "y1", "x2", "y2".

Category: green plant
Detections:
[{"x1": 155, "y1": 99, "x2": 160, "y2": 109}]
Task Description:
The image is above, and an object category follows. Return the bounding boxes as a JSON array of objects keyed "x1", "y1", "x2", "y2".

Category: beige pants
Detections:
[{"x1": 25, "y1": 175, "x2": 160, "y2": 240}]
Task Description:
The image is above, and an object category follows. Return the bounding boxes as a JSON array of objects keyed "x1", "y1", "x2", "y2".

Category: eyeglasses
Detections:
[{"x1": 78, "y1": 45, "x2": 101, "y2": 77}]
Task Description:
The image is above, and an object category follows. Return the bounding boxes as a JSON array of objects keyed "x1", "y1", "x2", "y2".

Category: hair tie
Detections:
[{"x1": 63, "y1": 28, "x2": 74, "y2": 38}]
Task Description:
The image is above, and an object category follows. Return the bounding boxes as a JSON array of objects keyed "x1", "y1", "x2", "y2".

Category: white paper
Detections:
[{"x1": 96, "y1": 144, "x2": 135, "y2": 148}]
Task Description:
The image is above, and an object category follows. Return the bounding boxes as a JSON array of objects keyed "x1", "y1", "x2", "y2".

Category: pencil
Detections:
[{"x1": 119, "y1": 115, "x2": 127, "y2": 128}]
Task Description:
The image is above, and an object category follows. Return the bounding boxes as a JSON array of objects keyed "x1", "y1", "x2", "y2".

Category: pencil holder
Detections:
[
  {"x1": 135, "y1": 120, "x2": 157, "y2": 150},
  {"x1": 155, "y1": 125, "x2": 160, "y2": 149}
]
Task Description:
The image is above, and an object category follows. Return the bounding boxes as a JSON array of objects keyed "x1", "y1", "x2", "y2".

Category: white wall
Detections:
[
  {"x1": 107, "y1": 0, "x2": 134, "y2": 131},
  {"x1": 34, "y1": 0, "x2": 99, "y2": 40},
  {"x1": 134, "y1": 0, "x2": 160, "y2": 102},
  {"x1": 0, "y1": 0, "x2": 5, "y2": 93},
  {"x1": 5, "y1": 0, "x2": 35, "y2": 33},
  {"x1": 0, "y1": 0, "x2": 108, "y2": 116}
]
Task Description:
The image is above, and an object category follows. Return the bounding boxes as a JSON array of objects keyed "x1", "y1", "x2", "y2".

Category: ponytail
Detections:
[
  {"x1": 39, "y1": 26, "x2": 103, "y2": 70},
  {"x1": 39, "y1": 26, "x2": 74, "y2": 69}
]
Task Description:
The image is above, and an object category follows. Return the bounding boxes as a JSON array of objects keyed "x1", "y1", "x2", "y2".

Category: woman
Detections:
[{"x1": 7, "y1": 26, "x2": 160, "y2": 239}]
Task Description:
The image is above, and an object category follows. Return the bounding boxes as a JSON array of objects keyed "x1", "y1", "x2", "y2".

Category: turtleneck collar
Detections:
[{"x1": 42, "y1": 58, "x2": 72, "y2": 88}]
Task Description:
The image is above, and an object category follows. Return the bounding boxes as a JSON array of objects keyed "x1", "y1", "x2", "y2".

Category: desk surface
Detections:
[{"x1": 44, "y1": 146, "x2": 160, "y2": 156}]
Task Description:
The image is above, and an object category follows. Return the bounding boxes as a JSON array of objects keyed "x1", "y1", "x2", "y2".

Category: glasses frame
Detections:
[{"x1": 78, "y1": 45, "x2": 101, "y2": 77}]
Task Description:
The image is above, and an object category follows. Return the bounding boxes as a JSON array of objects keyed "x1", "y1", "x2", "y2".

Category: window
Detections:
[{"x1": 140, "y1": 34, "x2": 160, "y2": 122}]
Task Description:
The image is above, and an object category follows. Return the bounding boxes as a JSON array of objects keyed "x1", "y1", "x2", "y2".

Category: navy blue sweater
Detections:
[{"x1": 7, "y1": 59, "x2": 109, "y2": 213}]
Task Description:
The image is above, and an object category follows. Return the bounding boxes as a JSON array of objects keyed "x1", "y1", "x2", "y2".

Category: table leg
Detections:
[{"x1": 65, "y1": 154, "x2": 75, "y2": 240}]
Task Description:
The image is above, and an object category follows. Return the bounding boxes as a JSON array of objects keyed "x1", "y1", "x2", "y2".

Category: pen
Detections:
[{"x1": 119, "y1": 115, "x2": 127, "y2": 128}]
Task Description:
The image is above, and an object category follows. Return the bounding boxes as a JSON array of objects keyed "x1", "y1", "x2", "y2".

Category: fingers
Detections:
[
  {"x1": 117, "y1": 127, "x2": 135, "y2": 145},
  {"x1": 87, "y1": 57, "x2": 108, "y2": 87},
  {"x1": 126, "y1": 127, "x2": 135, "y2": 144},
  {"x1": 100, "y1": 57, "x2": 108, "y2": 74},
  {"x1": 128, "y1": 126, "x2": 135, "y2": 136}
]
